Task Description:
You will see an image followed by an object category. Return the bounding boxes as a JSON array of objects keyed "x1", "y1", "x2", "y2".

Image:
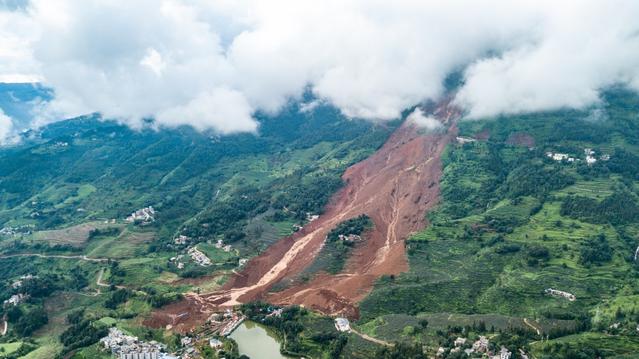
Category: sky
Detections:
[{"x1": 0, "y1": 0, "x2": 638, "y2": 141}]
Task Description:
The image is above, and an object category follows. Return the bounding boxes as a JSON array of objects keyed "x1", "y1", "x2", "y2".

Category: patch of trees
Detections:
[
  {"x1": 146, "y1": 292, "x2": 183, "y2": 308},
  {"x1": 482, "y1": 215, "x2": 525, "y2": 234},
  {"x1": 527, "y1": 245, "x2": 551, "y2": 266},
  {"x1": 579, "y1": 234, "x2": 613, "y2": 266},
  {"x1": 606, "y1": 148, "x2": 639, "y2": 179},
  {"x1": 11, "y1": 306, "x2": 48, "y2": 336},
  {"x1": 59, "y1": 311, "x2": 108, "y2": 355},
  {"x1": 183, "y1": 186, "x2": 270, "y2": 242},
  {"x1": 104, "y1": 288, "x2": 131, "y2": 309},
  {"x1": 309, "y1": 332, "x2": 348, "y2": 359},
  {"x1": 539, "y1": 342, "x2": 604, "y2": 359},
  {"x1": 506, "y1": 163, "x2": 575, "y2": 198},
  {"x1": 19, "y1": 275, "x2": 58, "y2": 298},
  {"x1": 326, "y1": 215, "x2": 372, "y2": 241},
  {"x1": 375, "y1": 342, "x2": 426, "y2": 359},
  {"x1": 561, "y1": 191, "x2": 639, "y2": 225},
  {"x1": 494, "y1": 243, "x2": 521, "y2": 255}
]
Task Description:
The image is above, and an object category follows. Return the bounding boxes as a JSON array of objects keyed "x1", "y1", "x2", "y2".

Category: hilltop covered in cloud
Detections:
[{"x1": 0, "y1": 0, "x2": 638, "y2": 135}]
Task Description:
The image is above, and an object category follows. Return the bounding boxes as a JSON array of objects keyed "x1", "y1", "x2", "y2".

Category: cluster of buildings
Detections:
[
  {"x1": 100, "y1": 328, "x2": 178, "y2": 359},
  {"x1": 337, "y1": 233, "x2": 362, "y2": 242},
  {"x1": 174, "y1": 235, "x2": 190, "y2": 245},
  {"x1": 545, "y1": 148, "x2": 610, "y2": 166},
  {"x1": 215, "y1": 239, "x2": 233, "y2": 253},
  {"x1": 438, "y1": 336, "x2": 515, "y2": 359},
  {"x1": 545, "y1": 288, "x2": 576, "y2": 301},
  {"x1": 3, "y1": 274, "x2": 37, "y2": 307},
  {"x1": 187, "y1": 246, "x2": 212, "y2": 266},
  {"x1": 3, "y1": 293, "x2": 28, "y2": 307},
  {"x1": 207, "y1": 309, "x2": 246, "y2": 337},
  {"x1": 0, "y1": 225, "x2": 32, "y2": 237},
  {"x1": 293, "y1": 213, "x2": 320, "y2": 232},
  {"x1": 0, "y1": 227, "x2": 17, "y2": 237},
  {"x1": 11, "y1": 274, "x2": 36, "y2": 289},
  {"x1": 169, "y1": 255, "x2": 185, "y2": 269},
  {"x1": 126, "y1": 206, "x2": 156, "y2": 224}
]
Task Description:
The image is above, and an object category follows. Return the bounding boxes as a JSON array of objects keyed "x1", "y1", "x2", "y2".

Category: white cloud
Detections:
[
  {"x1": 156, "y1": 88, "x2": 257, "y2": 134},
  {"x1": 0, "y1": 0, "x2": 638, "y2": 133},
  {"x1": 407, "y1": 108, "x2": 442, "y2": 131},
  {"x1": 0, "y1": 108, "x2": 15, "y2": 144}
]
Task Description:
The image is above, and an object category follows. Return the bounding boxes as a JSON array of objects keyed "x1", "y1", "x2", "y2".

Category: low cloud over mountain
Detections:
[{"x1": 1, "y1": 0, "x2": 638, "y2": 134}]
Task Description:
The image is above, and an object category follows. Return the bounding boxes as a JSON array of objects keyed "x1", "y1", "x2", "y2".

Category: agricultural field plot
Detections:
[
  {"x1": 31, "y1": 221, "x2": 119, "y2": 247},
  {"x1": 84, "y1": 229, "x2": 153, "y2": 259},
  {"x1": 531, "y1": 332, "x2": 639, "y2": 358},
  {"x1": 0, "y1": 342, "x2": 23, "y2": 356},
  {"x1": 557, "y1": 179, "x2": 616, "y2": 200}
]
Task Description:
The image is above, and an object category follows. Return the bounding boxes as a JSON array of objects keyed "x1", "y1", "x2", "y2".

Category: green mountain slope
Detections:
[{"x1": 359, "y1": 89, "x2": 639, "y2": 358}]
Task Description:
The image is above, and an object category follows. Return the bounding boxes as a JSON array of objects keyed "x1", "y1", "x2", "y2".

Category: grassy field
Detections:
[{"x1": 0, "y1": 342, "x2": 22, "y2": 356}]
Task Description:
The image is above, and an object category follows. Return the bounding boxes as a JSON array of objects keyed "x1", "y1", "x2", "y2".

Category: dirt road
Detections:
[{"x1": 351, "y1": 328, "x2": 393, "y2": 347}]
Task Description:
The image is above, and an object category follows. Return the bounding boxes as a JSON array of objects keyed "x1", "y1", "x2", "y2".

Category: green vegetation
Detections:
[
  {"x1": 302, "y1": 215, "x2": 373, "y2": 277},
  {"x1": 0, "y1": 92, "x2": 396, "y2": 357},
  {"x1": 359, "y1": 88, "x2": 639, "y2": 357}
]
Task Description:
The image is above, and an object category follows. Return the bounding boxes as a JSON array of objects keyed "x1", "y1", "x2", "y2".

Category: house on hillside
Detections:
[{"x1": 335, "y1": 317, "x2": 351, "y2": 332}]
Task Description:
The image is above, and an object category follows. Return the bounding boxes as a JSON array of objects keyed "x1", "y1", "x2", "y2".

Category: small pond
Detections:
[{"x1": 229, "y1": 320, "x2": 289, "y2": 359}]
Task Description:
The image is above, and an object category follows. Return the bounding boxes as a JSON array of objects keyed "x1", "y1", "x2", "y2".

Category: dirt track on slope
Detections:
[{"x1": 148, "y1": 103, "x2": 459, "y2": 331}]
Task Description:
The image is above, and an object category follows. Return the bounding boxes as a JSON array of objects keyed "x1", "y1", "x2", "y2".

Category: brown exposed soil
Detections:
[{"x1": 149, "y1": 102, "x2": 459, "y2": 331}]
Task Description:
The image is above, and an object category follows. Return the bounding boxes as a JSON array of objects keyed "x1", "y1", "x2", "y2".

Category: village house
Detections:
[
  {"x1": 126, "y1": 206, "x2": 156, "y2": 224},
  {"x1": 187, "y1": 246, "x2": 212, "y2": 266},
  {"x1": 209, "y1": 338, "x2": 223, "y2": 349},
  {"x1": 545, "y1": 288, "x2": 576, "y2": 301},
  {"x1": 472, "y1": 336, "x2": 490, "y2": 353},
  {"x1": 456, "y1": 136, "x2": 477, "y2": 144},
  {"x1": 492, "y1": 346, "x2": 512, "y2": 359},
  {"x1": 334, "y1": 317, "x2": 351, "y2": 332},
  {"x1": 338, "y1": 233, "x2": 362, "y2": 242},
  {"x1": 3, "y1": 293, "x2": 27, "y2": 306},
  {"x1": 306, "y1": 212, "x2": 320, "y2": 222},
  {"x1": 546, "y1": 152, "x2": 576, "y2": 162},
  {"x1": 174, "y1": 235, "x2": 189, "y2": 245}
]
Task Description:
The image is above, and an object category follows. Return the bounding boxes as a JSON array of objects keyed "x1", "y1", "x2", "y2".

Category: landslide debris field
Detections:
[{"x1": 152, "y1": 104, "x2": 459, "y2": 329}]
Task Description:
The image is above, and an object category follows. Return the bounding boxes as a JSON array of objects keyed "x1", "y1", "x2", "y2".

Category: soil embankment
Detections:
[{"x1": 149, "y1": 103, "x2": 459, "y2": 331}]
